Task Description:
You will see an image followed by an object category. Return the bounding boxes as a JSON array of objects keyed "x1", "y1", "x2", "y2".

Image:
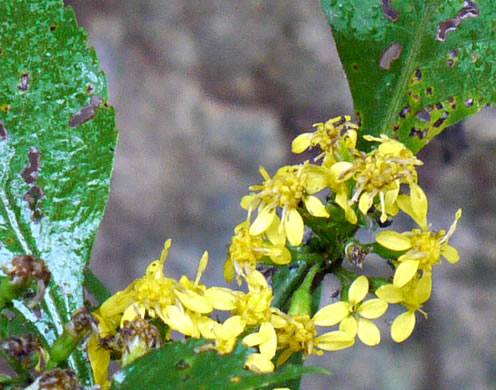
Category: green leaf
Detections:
[
  {"x1": 0, "y1": 0, "x2": 117, "y2": 382},
  {"x1": 321, "y1": 0, "x2": 496, "y2": 153},
  {"x1": 84, "y1": 267, "x2": 112, "y2": 306},
  {"x1": 111, "y1": 339, "x2": 329, "y2": 390}
]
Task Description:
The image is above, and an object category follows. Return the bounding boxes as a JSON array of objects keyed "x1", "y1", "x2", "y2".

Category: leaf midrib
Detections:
[{"x1": 380, "y1": 2, "x2": 436, "y2": 135}]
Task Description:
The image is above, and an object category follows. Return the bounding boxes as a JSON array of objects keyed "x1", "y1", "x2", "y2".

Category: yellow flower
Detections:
[
  {"x1": 376, "y1": 273, "x2": 432, "y2": 342},
  {"x1": 212, "y1": 315, "x2": 246, "y2": 355},
  {"x1": 376, "y1": 185, "x2": 462, "y2": 287},
  {"x1": 292, "y1": 115, "x2": 358, "y2": 164},
  {"x1": 225, "y1": 220, "x2": 291, "y2": 284},
  {"x1": 243, "y1": 321, "x2": 277, "y2": 373},
  {"x1": 242, "y1": 162, "x2": 329, "y2": 246},
  {"x1": 312, "y1": 276, "x2": 388, "y2": 346},
  {"x1": 95, "y1": 240, "x2": 237, "y2": 341},
  {"x1": 330, "y1": 135, "x2": 423, "y2": 223},
  {"x1": 233, "y1": 270, "x2": 274, "y2": 327},
  {"x1": 271, "y1": 309, "x2": 355, "y2": 366}
]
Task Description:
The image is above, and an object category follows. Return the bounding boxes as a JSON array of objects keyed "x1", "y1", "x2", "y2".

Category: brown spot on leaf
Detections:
[
  {"x1": 21, "y1": 148, "x2": 41, "y2": 184},
  {"x1": 18, "y1": 73, "x2": 29, "y2": 92},
  {"x1": 356, "y1": 112, "x2": 362, "y2": 127},
  {"x1": 2, "y1": 104, "x2": 11, "y2": 112},
  {"x1": 409, "y1": 127, "x2": 427, "y2": 139},
  {"x1": 50, "y1": 25, "x2": 57, "y2": 32},
  {"x1": 379, "y1": 42, "x2": 403, "y2": 70},
  {"x1": 381, "y1": 0, "x2": 399, "y2": 22},
  {"x1": 436, "y1": 0, "x2": 480, "y2": 42},
  {"x1": 415, "y1": 69, "x2": 422, "y2": 81},
  {"x1": 352, "y1": 63, "x2": 359, "y2": 71},
  {"x1": 433, "y1": 111, "x2": 449, "y2": 128},
  {"x1": 69, "y1": 95, "x2": 103, "y2": 127},
  {"x1": 23, "y1": 186, "x2": 45, "y2": 222},
  {"x1": 393, "y1": 123, "x2": 400, "y2": 133},
  {"x1": 0, "y1": 121, "x2": 7, "y2": 140}
]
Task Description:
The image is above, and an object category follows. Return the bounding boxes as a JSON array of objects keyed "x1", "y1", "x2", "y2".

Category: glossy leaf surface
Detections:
[
  {"x1": 0, "y1": 0, "x2": 117, "y2": 381},
  {"x1": 111, "y1": 339, "x2": 328, "y2": 390},
  {"x1": 321, "y1": 0, "x2": 496, "y2": 152}
]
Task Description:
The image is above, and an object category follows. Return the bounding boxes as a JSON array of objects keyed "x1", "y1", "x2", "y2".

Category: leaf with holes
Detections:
[
  {"x1": 321, "y1": 0, "x2": 496, "y2": 153},
  {"x1": 111, "y1": 339, "x2": 329, "y2": 390},
  {"x1": 0, "y1": 0, "x2": 117, "y2": 383}
]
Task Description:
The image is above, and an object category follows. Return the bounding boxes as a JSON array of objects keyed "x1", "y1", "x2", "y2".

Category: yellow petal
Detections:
[
  {"x1": 268, "y1": 246, "x2": 292, "y2": 265},
  {"x1": 259, "y1": 322, "x2": 277, "y2": 359},
  {"x1": 205, "y1": 287, "x2": 237, "y2": 311},
  {"x1": 349, "y1": 275, "x2": 369, "y2": 305},
  {"x1": 358, "y1": 192, "x2": 374, "y2": 215},
  {"x1": 413, "y1": 273, "x2": 432, "y2": 304},
  {"x1": 375, "y1": 284, "x2": 403, "y2": 303},
  {"x1": 441, "y1": 245, "x2": 459, "y2": 264},
  {"x1": 292, "y1": 133, "x2": 312, "y2": 153},
  {"x1": 313, "y1": 301, "x2": 350, "y2": 326},
  {"x1": 391, "y1": 311, "x2": 416, "y2": 343},
  {"x1": 358, "y1": 299, "x2": 388, "y2": 319},
  {"x1": 87, "y1": 335, "x2": 111, "y2": 388},
  {"x1": 376, "y1": 231, "x2": 412, "y2": 251},
  {"x1": 164, "y1": 305, "x2": 198, "y2": 337},
  {"x1": 304, "y1": 195, "x2": 329, "y2": 218},
  {"x1": 284, "y1": 208, "x2": 304, "y2": 246},
  {"x1": 339, "y1": 316, "x2": 358, "y2": 336},
  {"x1": 245, "y1": 353, "x2": 274, "y2": 374},
  {"x1": 330, "y1": 161, "x2": 353, "y2": 182},
  {"x1": 409, "y1": 183, "x2": 428, "y2": 229},
  {"x1": 250, "y1": 207, "x2": 276, "y2": 236},
  {"x1": 315, "y1": 331, "x2": 355, "y2": 351},
  {"x1": 174, "y1": 289, "x2": 213, "y2": 314},
  {"x1": 393, "y1": 260, "x2": 419, "y2": 287},
  {"x1": 357, "y1": 318, "x2": 381, "y2": 346},
  {"x1": 266, "y1": 215, "x2": 285, "y2": 246},
  {"x1": 241, "y1": 194, "x2": 257, "y2": 211},
  {"x1": 224, "y1": 258, "x2": 235, "y2": 283}
]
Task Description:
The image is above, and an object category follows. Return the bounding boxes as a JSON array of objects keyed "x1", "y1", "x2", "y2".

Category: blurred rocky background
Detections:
[{"x1": 66, "y1": 1, "x2": 496, "y2": 389}]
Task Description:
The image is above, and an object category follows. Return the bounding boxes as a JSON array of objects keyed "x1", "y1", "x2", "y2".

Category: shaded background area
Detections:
[{"x1": 67, "y1": 1, "x2": 496, "y2": 389}]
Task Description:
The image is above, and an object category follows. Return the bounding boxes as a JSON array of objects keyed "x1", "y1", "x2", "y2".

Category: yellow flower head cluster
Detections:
[
  {"x1": 373, "y1": 180, "x2": 462, "y2": 342},
  {"x1": 88, "y1": 115, "x2": 462, "y2": 387}
]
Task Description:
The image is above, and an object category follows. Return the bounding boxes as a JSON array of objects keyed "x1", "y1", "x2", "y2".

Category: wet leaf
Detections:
[
  {"x1": 0, "y1": 0, "x2": 117, "y2": 382},
  {"x1": 111, "y1": 339, "x2": 328, "y2": 390},
  {"x1": 321, "y1": 0, "x2": 496, "y2": 152}
]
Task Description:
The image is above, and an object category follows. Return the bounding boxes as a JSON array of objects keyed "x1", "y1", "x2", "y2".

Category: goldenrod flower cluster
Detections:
[{"x1": 88, "y1": 116, "x2": 461, "y2": 387}]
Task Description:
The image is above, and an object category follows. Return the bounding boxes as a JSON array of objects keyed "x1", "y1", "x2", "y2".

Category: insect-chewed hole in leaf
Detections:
[
  {"x1": 449, "y1": 49, "x2": 459, "y2": 58},
  {"x1": 464, "y1": 98, "x2": 474, "y2": 107},
  {"x1": 433, "y1": 111, "x2": 449, "y2": 128},
  {"x1": 379, "y1": 42, "x2": 403, "y2": 70},
  {"x1": 18, "y1": 73, "x2": 29, "y2": 92},
  {"x1": 381, "y1": 0, "x2": 399, "y2": 22},
  {"x1": 86, "y1": 84, "x2": 95, "y2": 94},
  {"x1": 436, "y1": 0, "x2": 480, "y2": 42},
  {"x1": 0, "y1": 48, "x2": 3, "y2": 55},
  {"x1": 399, "y1": 105, "x2": 411, "y2": 119},
  {"x1": 50, "y1": 25, "x2": 57, "y2": 31},
  {"x1": 175, "y1": 359, "x2": 190, "y2": 371},
  {"x1": 23, "y1": 186, "x2": 45, "y2": 222},
  {"x1": 0, "y1": 121, "x2": 7, "y2": 141},
  {"x1": 69, "y1": 95, "x2": 103, "y2": 127},
  {"x1": 393, "y1": 123, "x2": 400, "y2": 133},
  {"x1": 416, "y1": 109, "x2": 431, "y2": 123},
  {"x1": 447, "y1": 59, "x2": 456, "y2": 68},
  {"x1": 426, "y1": 87, "x2": 433, "y2": 96},
  {"x1": 21, "y1": 147, "x2": 41, "y2": 184},
  {"x1": 409, "y1": 127, "x2": 427, "y2": 139}
]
